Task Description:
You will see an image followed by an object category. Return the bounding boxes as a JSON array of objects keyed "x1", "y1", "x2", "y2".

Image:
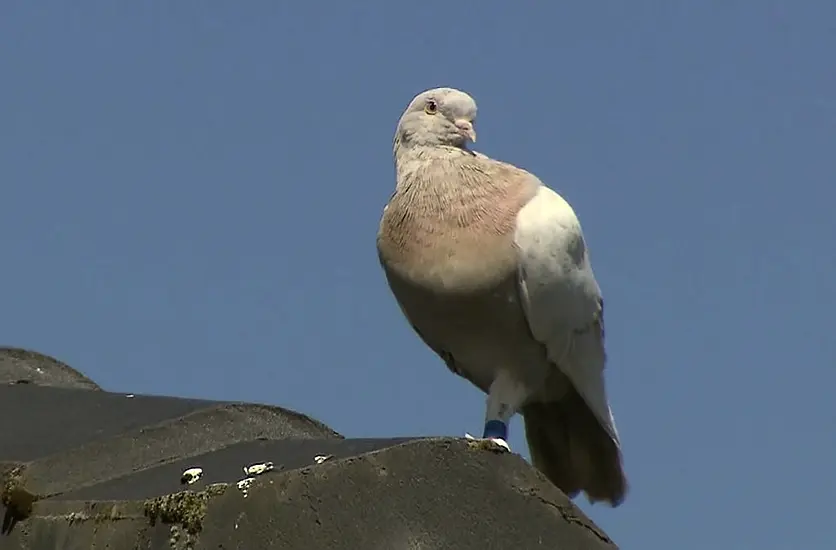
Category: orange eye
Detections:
[{"x1": 424, "y1": 100, "x2": 438, "y2": 115}]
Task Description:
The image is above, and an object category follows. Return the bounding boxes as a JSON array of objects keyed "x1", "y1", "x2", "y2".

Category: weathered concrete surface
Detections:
[
  {"x1": 0, "y1": 348, "x2": 100, "y2": 390},
  {"x1": 3, "y1": 440, "x2": 615, "y2": 549},
  {"x1": 0, "y1": 351, "x2": 618, "y2": 549}
]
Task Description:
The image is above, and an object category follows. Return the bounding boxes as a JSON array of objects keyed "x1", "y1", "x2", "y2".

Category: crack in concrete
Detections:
[{"x1": 514, "y1": 485, "x2": 614, "y2": 546}]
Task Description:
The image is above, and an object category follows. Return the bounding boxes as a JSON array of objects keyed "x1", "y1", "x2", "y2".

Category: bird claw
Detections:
[{"x1": 464, "y1": 433, "x2": 511, "y2": 453}]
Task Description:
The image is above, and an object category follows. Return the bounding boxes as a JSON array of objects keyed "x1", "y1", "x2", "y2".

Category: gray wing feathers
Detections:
[{"x1": 514, "y1": 186, "x2": 620, "y2": 445}]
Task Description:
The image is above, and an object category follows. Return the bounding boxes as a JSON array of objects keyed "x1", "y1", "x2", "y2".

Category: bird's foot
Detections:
[
  {"x1": 464, "y1": 432, "x2": 511, "y2": 453},
  {"x1": 465, "y1": 418, "x2": 512, "y2": 453}
]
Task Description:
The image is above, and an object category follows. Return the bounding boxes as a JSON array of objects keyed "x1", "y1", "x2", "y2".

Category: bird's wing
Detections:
[{"x1": 513, "y1": 184, "x2": 620, "y2": 445}]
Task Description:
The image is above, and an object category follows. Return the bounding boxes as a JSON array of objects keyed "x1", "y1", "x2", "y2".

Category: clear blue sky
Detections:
[{"x1": 2, "y1": 2, "x2": 834, "y2": 548}]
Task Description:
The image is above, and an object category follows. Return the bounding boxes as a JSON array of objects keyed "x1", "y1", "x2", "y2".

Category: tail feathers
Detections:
[{"x1": 522, "y1": 389, "x2": 627, "y2": 507}]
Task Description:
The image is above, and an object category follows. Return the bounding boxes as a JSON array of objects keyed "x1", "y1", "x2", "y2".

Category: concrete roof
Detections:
[{"x1": 0, "y1": 348, "x2": 617, "y2": 549}]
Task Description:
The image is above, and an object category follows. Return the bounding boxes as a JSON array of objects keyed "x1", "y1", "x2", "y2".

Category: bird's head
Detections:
[{"x1": 394, "y1": 87, "x2": 477, "y2": 151}]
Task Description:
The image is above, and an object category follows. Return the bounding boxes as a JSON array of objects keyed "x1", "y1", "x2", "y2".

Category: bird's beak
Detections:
[{"x1": 454, "y1": 119, "x2": 477, "y2": 143}]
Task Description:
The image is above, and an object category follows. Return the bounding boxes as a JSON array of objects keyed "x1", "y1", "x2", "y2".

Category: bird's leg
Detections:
[{"x1": 466, "y1": 371, "x2": 529, "y2": 453}]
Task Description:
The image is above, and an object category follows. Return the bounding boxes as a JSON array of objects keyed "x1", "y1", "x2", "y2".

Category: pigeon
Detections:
[{"x1": 376, "y1": 87, "x2": 627, "y2": 506}]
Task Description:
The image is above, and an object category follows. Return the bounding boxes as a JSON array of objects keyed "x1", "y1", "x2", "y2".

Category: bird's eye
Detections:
[{"x1": 424, "y1": 100, "x2": 438, "y2": 115}]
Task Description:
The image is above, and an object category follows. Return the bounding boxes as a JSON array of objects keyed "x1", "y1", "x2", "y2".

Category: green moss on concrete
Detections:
[
  {"x1": 143, "y1": 483, "x2": 228, "y2": 536},
  {"x1": 1, "y1": 466, "x2": 37, "y2": 520}
]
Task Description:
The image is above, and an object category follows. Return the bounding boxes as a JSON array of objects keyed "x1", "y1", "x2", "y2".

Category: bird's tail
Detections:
[{"x1": 522, "y1": 389, "x2": 627, "y2": 507}]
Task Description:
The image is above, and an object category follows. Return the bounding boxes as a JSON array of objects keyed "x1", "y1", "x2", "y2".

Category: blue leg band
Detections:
[{"x1": 483, "y1": 420, "x2": 507, "y2": 440}]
